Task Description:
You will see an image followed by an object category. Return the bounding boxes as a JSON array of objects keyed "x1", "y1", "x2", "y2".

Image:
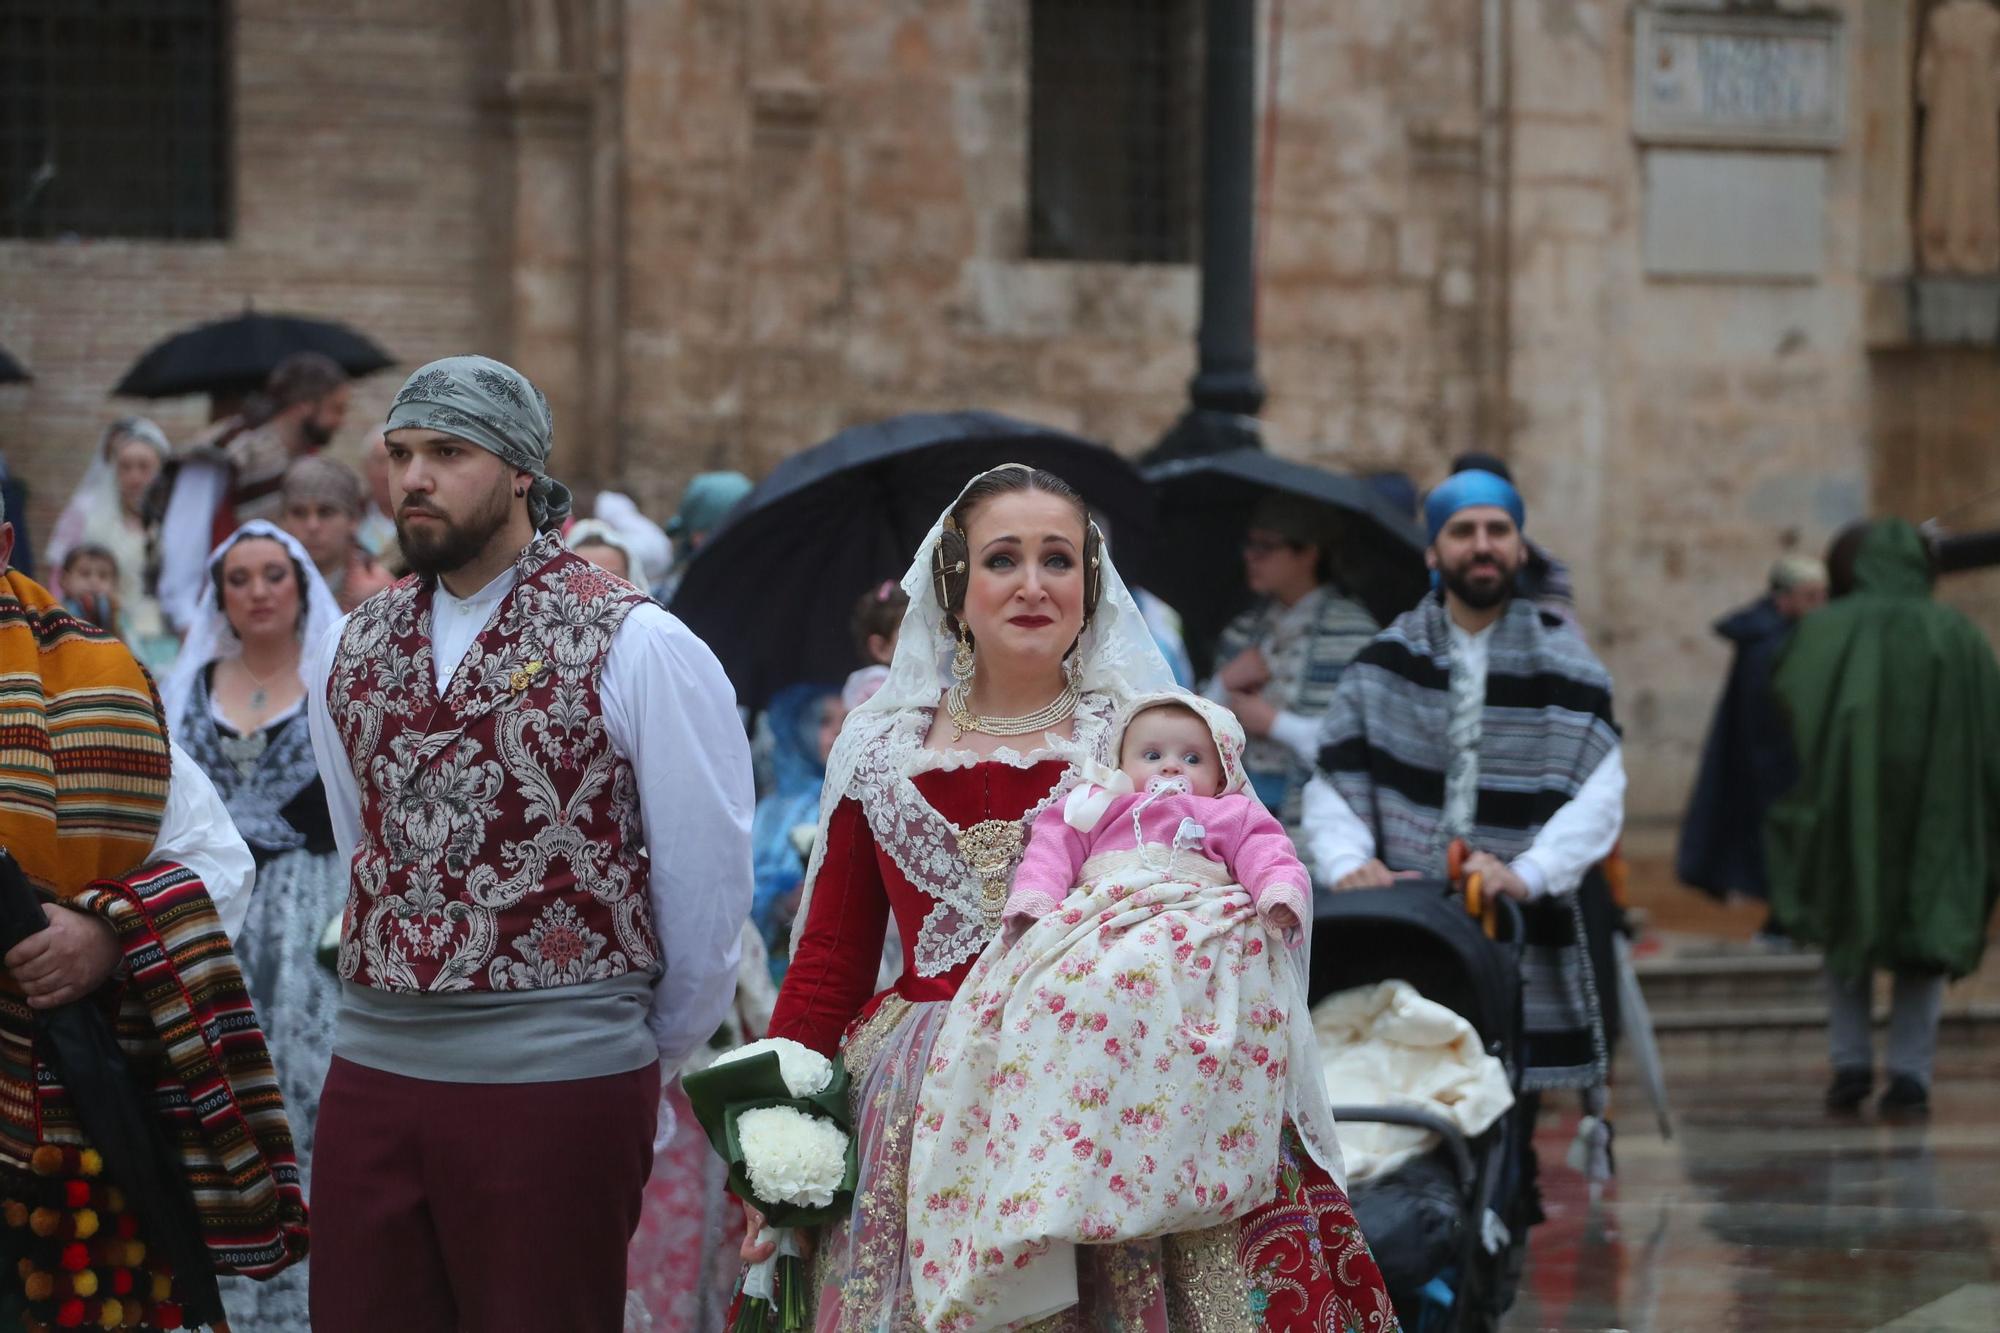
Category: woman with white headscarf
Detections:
[
  {"x1": 44, "y1": 416, "x2": 174, "y2": 661},
  {"x1": 739, "y1": 466, "x2": 1393, "y2": 1332},
  {"x1": 164, "y1": 519, "x2": 344, "y2": 1333}
]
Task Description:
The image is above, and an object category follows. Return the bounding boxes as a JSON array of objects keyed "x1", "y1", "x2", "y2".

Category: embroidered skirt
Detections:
[{"x1": 807, "y1": 996, "x2": 1400, "y2": 1332}]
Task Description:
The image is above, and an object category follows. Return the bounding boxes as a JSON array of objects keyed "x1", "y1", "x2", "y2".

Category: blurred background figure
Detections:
[
  {"x1": 658, "y1": 470, "x2": 751, "y2": 602},
  {"x1": 843, "y1": 580, "x2": 907, "y2": 710},
  {"x1": 566, "y1": 516, "x2": 655, "y2": 589},
  {"x1": 355, "y1": 427, "x2": 401, "y2": 565},
  {"x1": 1203, "y1": 492, "x2": 1377, "y2": 836},
  {"x1": 161, "y1": 520, "x2": 345, "y2": 1333},
  {"x1": 43, "y1": 416, "x2": 178, "y2": 669},
  {"x1": 1677, "y1": 554, "x2": 1829, "y2": 925},
  {"x1": 592, "y1": 492, "x2": 673, "y2": 596},
  {"x1": 281, "y1": 454, "x2": 395, "y2": 613},
  {"x1": 158, "y1": 351, "x2": 352, "y2": 633},
  {"x1": 748, "y1": 682, "x2": 844, "y2": 981},
  {"x1": 56, "y1": 542, "x2": 122, "y2": 630},
  {"x1": 1767, "y1": 518, "x2": 2000, "y2": 1120},
  {"x1": 45, "y1": 416, "x2": 168, "y2": 597}
]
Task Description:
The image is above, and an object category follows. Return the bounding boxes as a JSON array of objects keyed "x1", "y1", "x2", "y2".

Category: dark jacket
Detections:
[{"x1": 1676, "y1": 596, "x2": 1797, "y2": 900}]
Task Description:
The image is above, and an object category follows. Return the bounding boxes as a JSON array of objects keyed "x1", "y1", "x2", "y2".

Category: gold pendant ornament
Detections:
[{"x1": 958, "y1": 818, "x2": 1026, "y2": 930}]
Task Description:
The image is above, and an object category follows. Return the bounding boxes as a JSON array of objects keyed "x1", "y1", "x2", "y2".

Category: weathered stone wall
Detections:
[{"x1": 0, "y1": 0, "x2": 505, "y2": 540}]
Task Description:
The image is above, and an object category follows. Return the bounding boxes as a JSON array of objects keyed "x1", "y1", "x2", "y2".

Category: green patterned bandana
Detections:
[{"x1": 384, "y1": 354, "x2": 572, "y2": 529}]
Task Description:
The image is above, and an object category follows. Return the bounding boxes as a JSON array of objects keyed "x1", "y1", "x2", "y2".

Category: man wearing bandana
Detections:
[
  {"x1": 304, "y1": 355, "x2": 755, "y2": 1331},
  {"x1": 1302, "y1": 468, "x2": 1625, "y2": 1094}
]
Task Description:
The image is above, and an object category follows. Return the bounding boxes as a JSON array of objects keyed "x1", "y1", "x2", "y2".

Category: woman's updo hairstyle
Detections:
[{"x1": 931, "y1": 464, "x2": 1104, "y2": 631}]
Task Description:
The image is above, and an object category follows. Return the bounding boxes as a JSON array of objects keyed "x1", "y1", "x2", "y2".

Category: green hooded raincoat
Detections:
[{"x1": 1767, "y1": 518, "x2": 2000, "y2": 981}]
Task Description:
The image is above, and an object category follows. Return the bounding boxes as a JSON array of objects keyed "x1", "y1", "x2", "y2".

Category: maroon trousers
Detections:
[{"x1": 308, "y1": 1056, "x2": 660, "y2": 1333}]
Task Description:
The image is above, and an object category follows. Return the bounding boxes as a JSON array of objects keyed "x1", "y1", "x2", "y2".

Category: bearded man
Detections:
[
  {"x1": 304, "y1": 356, "x2": 754, "y2": 1332},
  {"x1": 1301, "y1": 468, "x2": 1624, "y2": 1093},
  {"x1": 158, "y1": 352, "x2": 352, "y2": 632}
]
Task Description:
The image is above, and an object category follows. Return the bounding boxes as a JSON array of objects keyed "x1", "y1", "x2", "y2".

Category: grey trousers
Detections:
[{"x1": 1826, "y1": 970, "x2": 1948, "y2": 1085}]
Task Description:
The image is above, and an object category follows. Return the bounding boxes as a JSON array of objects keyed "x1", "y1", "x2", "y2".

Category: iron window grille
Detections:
[
  {"x1": 0, "y1": 0, "x2": 230, "y2": 240},
  {"x1": 1028, "y1": 0, "x2": 1201, "y2": 264}
]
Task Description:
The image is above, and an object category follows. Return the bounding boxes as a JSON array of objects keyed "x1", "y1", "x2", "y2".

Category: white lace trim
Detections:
[{"x1": 851, "y1": 692, "x2": 1115, "y2": 977}]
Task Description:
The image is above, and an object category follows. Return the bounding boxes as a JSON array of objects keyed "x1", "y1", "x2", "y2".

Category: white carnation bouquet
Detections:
[{"x1": 685, "y1": 1037, "x2": 856, "y2": 1333}]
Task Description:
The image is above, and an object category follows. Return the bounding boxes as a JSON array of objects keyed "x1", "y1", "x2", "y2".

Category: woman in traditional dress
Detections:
[
  {"x1": 745, "y1": 466, "x2": 1397, "y2": 1332},
  {"x1": 162, "y1": 520, "x2": 344, "y2": 1333},
  {"x1": 44, "y1": 416, "x2": 177, "y2": 669}
]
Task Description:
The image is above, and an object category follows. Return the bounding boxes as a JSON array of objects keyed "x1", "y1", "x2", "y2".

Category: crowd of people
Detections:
[{"x1": 0, "y1": 343, "x2": 1992, "y2": 1333}]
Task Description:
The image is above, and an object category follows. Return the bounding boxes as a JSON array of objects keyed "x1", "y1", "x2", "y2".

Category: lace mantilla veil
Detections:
[
  {"x1": 160, "y1": 519, "x2": 345, "y2": 731},
  {"x1": 794, "y1": 470, "x2": 1179, "y2": 977}
]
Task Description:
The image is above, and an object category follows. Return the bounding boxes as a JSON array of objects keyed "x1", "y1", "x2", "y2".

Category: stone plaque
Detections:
[
  {"x1": 1642, "y1": 150, "x2": 1825, "y2": 279},
  {"x1": 1634, "y1": 10, "x2": 1845, "y2": 149}
]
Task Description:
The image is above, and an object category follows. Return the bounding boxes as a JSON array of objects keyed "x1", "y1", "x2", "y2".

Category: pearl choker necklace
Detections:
[{"x1": 945, "y1": 680, "x2": 1080, "y2": 743}]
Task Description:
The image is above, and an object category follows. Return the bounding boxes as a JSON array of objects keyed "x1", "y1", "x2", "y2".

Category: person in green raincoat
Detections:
[{"x1": 1767, "y1": 517, "x2": 2000, "y2": 1117}]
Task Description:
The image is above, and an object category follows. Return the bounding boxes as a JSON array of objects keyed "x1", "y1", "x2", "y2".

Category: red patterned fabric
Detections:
[
  {"x1": 327, "y1": 531, "x2": 658, "y2": 994},
  {"x1": 770, "y1": 759, "x2": 1073, "y2": 1055},
  {"x1": 1239, "y1": 1131, "x2": 1402, "y2": 1332}
]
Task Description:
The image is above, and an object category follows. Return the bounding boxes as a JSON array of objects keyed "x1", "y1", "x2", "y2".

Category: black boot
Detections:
[
  {"x1": 1824, "y1": 1067, "x2": 1873, "y2": 1113},
  {"x1": 1878, "y1": 1074, "x2": 1931, "y2": 1119}
]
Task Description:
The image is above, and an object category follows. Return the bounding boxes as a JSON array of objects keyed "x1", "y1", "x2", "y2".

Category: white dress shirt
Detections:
[
  {"x1": 1303, "y1": 616, "x2": 1626, "y2": 898},
  {"x1": 156, "y1": 458, "x2": 230, "y2": 636},
  {"x1": 304, "y1": 564, "x2": 755, "y2": 1073},
  {"x1": 151, "y1": 741, "x2": 258, "y2": 941}
]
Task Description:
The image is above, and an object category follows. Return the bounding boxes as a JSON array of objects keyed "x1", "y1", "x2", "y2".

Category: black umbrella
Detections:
[
  {"x1": 1137, "y1": 449, "x2": 1429, "y2": 678},
  {"x1": 112, "y1": 309, "x2": 394, "y2": 400},
  {"x1": 0, "y1": 851, "x2": 224, "y2": 1327},
  {"x1": 0, "y1": 345, "x2": 28, "y2": 385},
  {"x1": 670, "y1": 411, "x2": 1156, "y2": 710}
]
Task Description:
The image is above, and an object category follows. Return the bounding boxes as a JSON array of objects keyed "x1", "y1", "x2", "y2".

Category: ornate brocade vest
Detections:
[{"x1": 327, "y1": 531, "x2": 660, "y2": 995}]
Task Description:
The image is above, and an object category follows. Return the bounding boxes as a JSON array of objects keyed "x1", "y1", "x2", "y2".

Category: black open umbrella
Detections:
[
  {"x1": 1138, "y1": 449, "x2": 1429, "y2": 678},
  {"x1": 0, "y1": 852, "x2": 224, "y2": 1327},
  {"x1": 670, "y1": 411, "x2": 1156, "y2": 711},
  {"x1": 0, "y1": 345, "x2": 29, "y2": 385},
  {"x1": 112, "y1": 309, "x2": 394, "y2": 401}
]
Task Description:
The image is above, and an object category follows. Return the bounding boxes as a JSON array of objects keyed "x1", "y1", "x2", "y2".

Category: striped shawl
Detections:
[{"x1": 1317, "y1": 594, "x2": 1619, "y2": 1090}]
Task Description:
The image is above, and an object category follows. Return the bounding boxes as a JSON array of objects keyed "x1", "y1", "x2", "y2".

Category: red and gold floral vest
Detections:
[{"x1": 327, "y1": 530, "x2": 660, "y2": 994}]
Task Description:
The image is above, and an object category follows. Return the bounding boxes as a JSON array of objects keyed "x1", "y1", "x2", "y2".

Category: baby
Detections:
[
  {"x1": 1004, "y1": 690, "x2": 1310, "y2": 936},
  {"x1": 910, "y1": 690, "x2": 1340, "y2": 1331}
]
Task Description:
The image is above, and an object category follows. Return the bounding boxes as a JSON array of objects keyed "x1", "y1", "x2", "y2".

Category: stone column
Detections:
[{"x1": 501, "y1": 0, "x2": 619, "y2": 492}]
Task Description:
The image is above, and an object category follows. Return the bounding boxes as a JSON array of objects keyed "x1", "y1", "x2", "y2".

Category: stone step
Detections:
[
  {"x1": 1630, "y1": 950, "x2": 1826, "y2": 1013},
  {"x1": 1617, "y1": 1000, "x2": 2000, "y2": 1067}
]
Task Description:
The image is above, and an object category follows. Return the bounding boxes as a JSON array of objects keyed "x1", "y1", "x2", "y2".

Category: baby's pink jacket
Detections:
[{"x1": 1005, "y1": 788, "x2": 1311, "y2": 930}]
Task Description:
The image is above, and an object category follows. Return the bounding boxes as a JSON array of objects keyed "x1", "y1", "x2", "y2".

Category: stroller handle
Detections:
[{"x1": 1325, "y1": 1104, "x2": 1476, "y2": 1198}]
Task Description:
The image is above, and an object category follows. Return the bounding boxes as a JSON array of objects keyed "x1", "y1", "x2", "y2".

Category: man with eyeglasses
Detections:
[{"x1": 1201, "y1": 494, "x2": 1378, "y2": 840}]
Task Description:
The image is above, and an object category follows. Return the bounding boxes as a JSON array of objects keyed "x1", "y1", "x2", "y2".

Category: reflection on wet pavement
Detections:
[{"x1": 1501, "y1": 1057, "x2": 2000, "y2": 1331}]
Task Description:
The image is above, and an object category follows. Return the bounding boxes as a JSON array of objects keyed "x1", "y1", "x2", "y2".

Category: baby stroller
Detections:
[{"x1": 1308, "y1": 878, "x2": 1529, "y2": 1333}]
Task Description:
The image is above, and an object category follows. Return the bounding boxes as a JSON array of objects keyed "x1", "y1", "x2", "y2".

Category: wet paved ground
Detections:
[{"x1": 1501, "y1": 1056, "x2": 2000, "y2": 1331}]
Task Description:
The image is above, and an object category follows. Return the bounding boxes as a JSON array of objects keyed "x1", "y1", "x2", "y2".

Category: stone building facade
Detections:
[{"x1": 1, "y1": 0, "x2": 1994, "y2": 831}]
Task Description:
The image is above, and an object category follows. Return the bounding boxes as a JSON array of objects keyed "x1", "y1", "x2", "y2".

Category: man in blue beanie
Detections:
[{"x1": 1302, "y1": 467, "x2": 1625, "y2": 1095}]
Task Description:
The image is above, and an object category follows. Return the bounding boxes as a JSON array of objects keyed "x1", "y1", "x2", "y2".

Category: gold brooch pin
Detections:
[{"x1": 509, "y1": 659, "x2": 544, "y2": 692}]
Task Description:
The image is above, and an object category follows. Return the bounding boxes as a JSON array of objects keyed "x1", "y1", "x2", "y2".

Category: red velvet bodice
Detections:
[{"x1": 768, "y1": 758, "x2": 1071, "y2": 1056}]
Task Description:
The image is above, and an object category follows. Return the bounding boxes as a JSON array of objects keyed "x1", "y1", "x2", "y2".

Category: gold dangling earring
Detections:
[
  {"x1": 951, "y1": 621, "x2": 976, "y2": 683},
  {"x1": 1065, "y1": 648, "x2": 1083, "y2": 690}
]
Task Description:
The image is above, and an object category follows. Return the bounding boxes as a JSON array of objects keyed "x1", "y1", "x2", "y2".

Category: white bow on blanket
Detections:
[{"x1": 1062, "y1": 761, "x2": 1134, "y2": 832}]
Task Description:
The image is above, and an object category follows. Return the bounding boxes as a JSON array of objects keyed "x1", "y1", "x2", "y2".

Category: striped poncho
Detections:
[
  {"x1": 0, "y1": 571, "x2": 307, "y2": 1284},
  {"x1": 1317, "y1": 593, "x2": 1619, "y2": 1090}
]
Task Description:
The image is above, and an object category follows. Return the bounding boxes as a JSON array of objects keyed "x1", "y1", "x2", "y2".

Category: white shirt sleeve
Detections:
[
  {"x1": 1301, "y1": 773, "x2": 1376, "y2": 888},
  {"x1": 1510, "y1": 747, "x2": 1626, "y2": 899},
  {"x1": 150, "y1": 742, "x2": 256, "y2": 942},
  {"x1": 305, "y1": 613, "x2": 362, "y2": 874},
  {"x1": 158, "y1": 459, "x2": 229, "y2": 635},
  {"x1": 600, "y1": 603, "x2": 756, "y2": 1073},
  {"x1": 1267, "y1": 709, "x2": 1321, "y2": 769}
]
